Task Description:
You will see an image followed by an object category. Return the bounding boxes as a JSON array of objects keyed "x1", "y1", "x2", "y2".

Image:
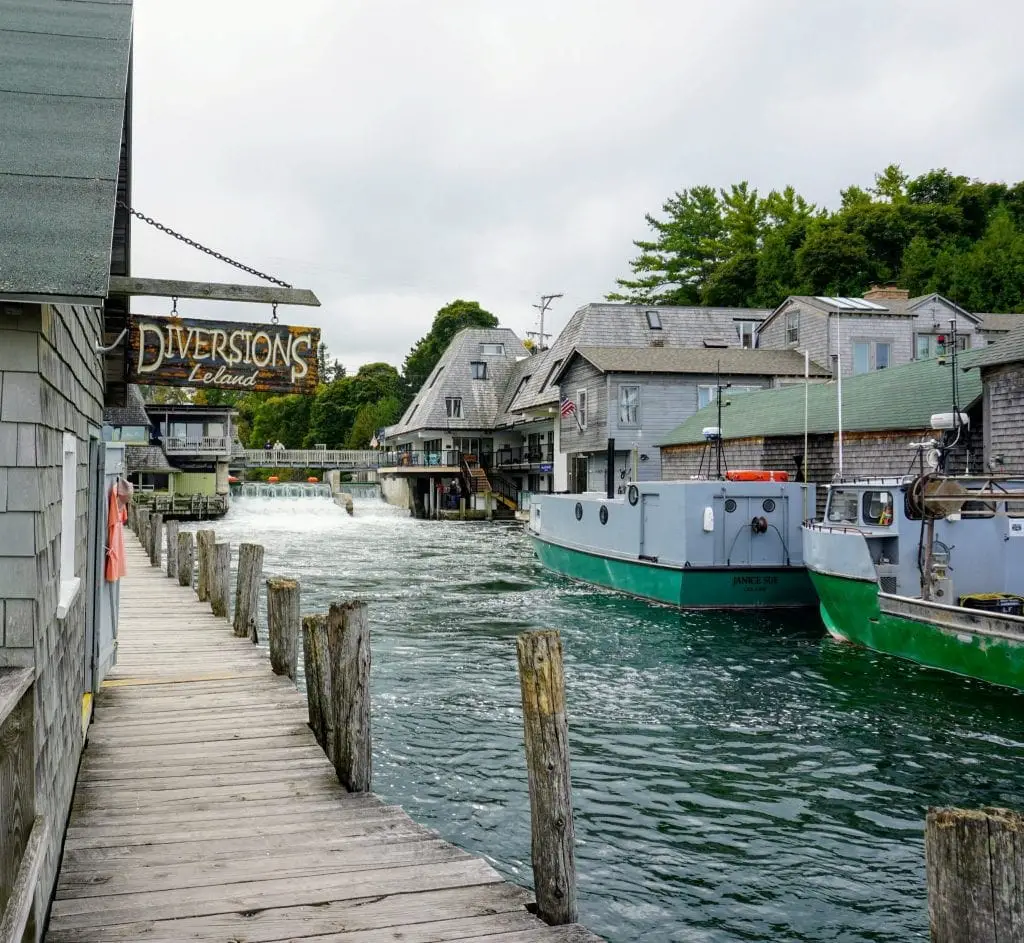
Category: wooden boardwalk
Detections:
[{"x1": 46, "y1": 539, "x2": 601, "y2": 942}]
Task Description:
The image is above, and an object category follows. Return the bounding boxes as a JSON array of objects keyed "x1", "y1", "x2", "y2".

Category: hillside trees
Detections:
[{"x1": 610, "y1": 165, "x2": 1024, "y2": 312}]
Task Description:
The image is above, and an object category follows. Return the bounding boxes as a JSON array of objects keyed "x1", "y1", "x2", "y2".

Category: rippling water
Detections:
[{"x1": 202, "y1": 495, "x2": 1024, "y2": 942}]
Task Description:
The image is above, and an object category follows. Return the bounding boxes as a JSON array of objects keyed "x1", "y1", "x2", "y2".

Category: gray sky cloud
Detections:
[{"x1": 130, "y1": 0, "x2": 1024, "y2": 372}]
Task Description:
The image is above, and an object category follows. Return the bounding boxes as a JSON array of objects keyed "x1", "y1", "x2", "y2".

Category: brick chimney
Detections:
[{"x1": 863, "y1": 284, "x2": 910, "y2": 301}]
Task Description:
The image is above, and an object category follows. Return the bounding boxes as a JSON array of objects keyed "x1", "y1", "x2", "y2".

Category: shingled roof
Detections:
[
  {"x1": 391, "y1": 328, "x2": 527, "y2": 435},
  {"x1": 124, "y1": 444, "x2": 174, "y2": 475},
  {"x1": 553, "y1": 346, "x2": 831, "y2": 382},
  {"x1": 103, "y1": 383, "x2": 149, "y2": 427},
  {"x1": 966, "y1": 323, "x2": 1024, "y2": 370},
  {"x1": 491, "y1": 303, "x2": 770, "y2": 425},
  {"x1": 660, "y1": 347, "x2": 988, "y2": 446},
  {"x1": 0, "y1": 0, "x2": 133, "y2": 300}
]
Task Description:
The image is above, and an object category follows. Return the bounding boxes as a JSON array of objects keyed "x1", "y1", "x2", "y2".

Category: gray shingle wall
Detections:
[
  {"x1": 757, "y1": 302, "x2": 831, "y2": 365},
  {"x1": 559, "y1": 358, "x2": 606, "y2": 455},
  {"x1": 908, "y1": 298, "x2": 979, "y2": 349},
  {"x1": 0, "y1": 301, "x2": 104, "y2": 919},
  {"x1": 983, "y1": 363, "x2": 1024, "y2": 473}
]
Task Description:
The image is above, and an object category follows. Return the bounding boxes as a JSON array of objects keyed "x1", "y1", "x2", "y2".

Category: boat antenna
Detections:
[
  {"x1": 715, "y1": 361, "x2": 731, "y2": 480},
  {"x1": 936, "y1": 318, "x2": 964, "y2": 472}
]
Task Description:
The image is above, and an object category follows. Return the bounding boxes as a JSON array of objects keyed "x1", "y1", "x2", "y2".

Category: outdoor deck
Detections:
[{"x1": 45, "y1": 540, "x2": 601, "y2": 942}]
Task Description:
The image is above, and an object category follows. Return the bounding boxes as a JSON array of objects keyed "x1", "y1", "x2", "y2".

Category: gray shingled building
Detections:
[{"x1": 0, "y1": 0, "x2": 133, "y2": 928}]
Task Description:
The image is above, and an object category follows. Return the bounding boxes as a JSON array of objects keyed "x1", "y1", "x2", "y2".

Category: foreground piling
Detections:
[
  {"x1": 267, "y1": 578, "x2": 299, "y2": 679},
  {"x1": 210, "y1": 542, "x2": 231, "y2": 620},
  {"x1": 327, "y1": 600, "x2": 371, "y2": 792},
  {"x1": 302, "y1": 614, "x2": 332, "y2": 759},
  {"x1": 148, "y1": 512, "x2": 162, "y2": 568},
  {"x1": 926, "y1": 806, "x2": 1024, "y2": 942},
  {"x1": 516, "y1": 630, "x2": 578, "y2": 926},
  {"x1": 164, "y1": 519, "x2": 179, "y2": 578},
  {"x1": 195, "y1": 529, "x2": 215, "y2": 601},
  {"x1": 176, "y1": 530, "x2": 194, "y2": 587},
  {"x1": 233, "y1": 543, "x2": 265, "y2": 641}
]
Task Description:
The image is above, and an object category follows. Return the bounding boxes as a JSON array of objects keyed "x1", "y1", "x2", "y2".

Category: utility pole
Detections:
[{"x1": 527, "y1": 293, "x2": 562, "y2": 352}]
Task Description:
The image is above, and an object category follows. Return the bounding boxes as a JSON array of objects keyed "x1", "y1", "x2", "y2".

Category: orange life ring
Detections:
[
  {"x1": 307, "y1": 477, "x2": 318, "y2": 483},
  {"x1": 268, "y1": 476, "x2": 280, "y2": 483},
  {"x1": 726, "y1": 470, "x2": 790, "y2": 482}
]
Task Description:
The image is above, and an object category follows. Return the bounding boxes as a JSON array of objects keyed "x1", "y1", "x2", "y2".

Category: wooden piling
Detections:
[
  {"x1": 136, "y1": 508, "x2": 146, "y2": 546},
  {"x1": 195, "y1": 529, "x2": 215, "y2": 601},
  {"x1": 326, "y1": 600, "x2": 371, "y2": 792},
  {"x1": 302, "y1": 614, "x2": 332, "y2": 759},
  {"x1": 176, "y1": 530, "x2": 194, "y2": 588},
  {"x1": 515, "y1": 630, "x2": 577, "y2": 926},
  {"x1": 148, "y1": 513, "x2": 162, "y2": 568},
  {"x1": 210, "y1": 542, "x2": 231, "y2": 620},
  {"x1": 232, "y1": 543, "x2": 265, "y2": 641},
  {"x1": 267, "y1": 578, "x2": 299, "y2": 679},
  {"x1": 164, "y1": 519, "x2": 180, "y2": 578},
  {"x1": 925, "y1": 806, "x2": 1024, "y2": 942}
]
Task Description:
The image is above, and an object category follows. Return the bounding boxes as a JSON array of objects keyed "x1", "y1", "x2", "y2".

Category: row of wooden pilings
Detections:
[{"x1": 126, "y1": 502, "x2": 581, "y2": 926}]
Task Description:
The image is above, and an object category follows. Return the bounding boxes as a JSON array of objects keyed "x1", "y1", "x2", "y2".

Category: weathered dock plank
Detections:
[{"x1": 45, "y1": 539, "x2": 603, "y2": 942}]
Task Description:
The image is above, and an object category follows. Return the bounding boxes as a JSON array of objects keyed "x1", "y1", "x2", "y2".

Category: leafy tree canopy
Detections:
[
  {"x1": 610, "y1": 165, "x2": 1024, "y2": 313},
  {"x1": 402, "y1": 299, "x2": 499, "y2": 392}
]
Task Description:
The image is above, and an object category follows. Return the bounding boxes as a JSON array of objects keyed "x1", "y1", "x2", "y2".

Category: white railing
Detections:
[
  {"x1": 243, "y1": 449, "x2": 381, "y2": 468},
  {"x1": 163, "y1": 436, "x2": 231, "y2": 455}
]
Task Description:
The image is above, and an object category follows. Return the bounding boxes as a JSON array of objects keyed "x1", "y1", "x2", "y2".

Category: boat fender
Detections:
[
  {"x1": 751, "y1": 515, "x2": 768, "y2": 534},
  {"x1": 703, "y1": 506, "x2": 714, "y2": 532}
]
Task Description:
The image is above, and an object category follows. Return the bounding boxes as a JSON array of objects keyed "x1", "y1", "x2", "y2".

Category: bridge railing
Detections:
[{"x1": 243, "y1": 449, "x2": 380, "y2": 467}]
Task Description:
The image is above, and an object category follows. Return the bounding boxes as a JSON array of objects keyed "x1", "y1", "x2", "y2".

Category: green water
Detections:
[{"x1": 211, "y1": 497, "x2": 1024, "y2": 942}]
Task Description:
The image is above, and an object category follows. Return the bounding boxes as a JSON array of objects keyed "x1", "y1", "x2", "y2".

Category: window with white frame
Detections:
[
  {"x1": 915, "y1": 333, "x2": 970, "y2": 360},
  {"x1": 480, "y1": 343, "x2": 505, "y2": 356},
  {"x1": 736, "y1": 321, "x2": 755, "y2": 348},
  {"x1": 470, "y1": 361, "x2": 487, "y2": 380},
  {"x1": 698, "y1": 384, "x2": 760, "y2": 409},
  {"x1": 786, "y1": 310, "x2": 800, "y2": 345},
  {"x1": 853, "y1": 340, "x2": 892, "y2": 374},
  {"x1": 445, "y1": 396, "x2": 463, "y2": 419},
  {"x1": 618, "y1": 384, "x2": 640, "y2": 426},
  {"x1": 577, "y1": 389, "x2": 588, "y2": 429}
]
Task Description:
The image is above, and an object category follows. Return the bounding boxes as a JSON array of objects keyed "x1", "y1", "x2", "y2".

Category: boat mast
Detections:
[{"x1": 715, "y1": 361, "x2": 731, "y2": 480}]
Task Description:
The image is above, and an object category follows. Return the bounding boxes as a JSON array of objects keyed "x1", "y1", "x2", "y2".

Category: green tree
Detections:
[
  {"x1": 402, "y1": 300, "x2": 498, "y2": 392},
  {"x1": 347, "y1": 396, "x2": 402, "y2": 448},
  {"x1": 795, "y1": 223, "x2": 871, "y2": 295},
  {"x1": 608, "y1": 186, "x2": 727, "y2": 305},
  {"x1": 250, "y1": 394, "x2": 312, "y2": 448}
]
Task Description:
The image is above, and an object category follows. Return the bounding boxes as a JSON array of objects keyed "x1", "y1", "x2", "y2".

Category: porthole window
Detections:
[
  {"x1": 599, "y1": 505, "x2": 609, "y2": 525},
  {"x1": 762, "y1": 498, "x2": 776, "y2": 513},
  {"x1": 724, "y1": 498, "x2": 737, "y2": 513},
  {"x1": 575, "y1": 502, "x2": 583, "y2": 521},
  {"x1": 627, "y1": 485, "x2": 639, "y2": 506}
]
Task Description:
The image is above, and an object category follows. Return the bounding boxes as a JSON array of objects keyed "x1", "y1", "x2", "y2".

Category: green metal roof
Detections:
[
  {"x1": 0, "y1": 0, "x2": 133, "y2": 301},
  {"x1": 660, "y1": 347, "x2": 987, "y2": 446}
]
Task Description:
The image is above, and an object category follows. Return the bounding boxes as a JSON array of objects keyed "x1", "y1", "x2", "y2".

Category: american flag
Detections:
[{"x1": 560, "y1": 397, "x2": 577, "y2": 418}]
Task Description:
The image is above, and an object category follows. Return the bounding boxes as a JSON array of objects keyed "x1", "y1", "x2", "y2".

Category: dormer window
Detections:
[
  {"x1": 480, "y1": 343, "x2": 505, "y2": 356},
  {"x1": 645, "y1": 310, "x2": 662, "y2": 330},
  {"x1": 470, "y1": 361, "x2": 487, "y2": 380},
  {"x1": 445, "y1": 397, "x2": 463, "y2": 419}
]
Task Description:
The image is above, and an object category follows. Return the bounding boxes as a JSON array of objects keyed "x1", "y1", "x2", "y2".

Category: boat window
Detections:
[
  {"x1": 827, "y1": 489, "x2": 860, "y2": 524},
  {"x1": 862, "y1": 490, "x2": 894, "y2": 526},
  {"x1": 1006, "y1": 500, "x2": 1024, "y2": 518}
]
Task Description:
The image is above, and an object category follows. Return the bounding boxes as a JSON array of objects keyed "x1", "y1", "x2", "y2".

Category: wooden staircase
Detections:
[{"x1": 461, "y1": 459, "x2": 518, "y2": 514}]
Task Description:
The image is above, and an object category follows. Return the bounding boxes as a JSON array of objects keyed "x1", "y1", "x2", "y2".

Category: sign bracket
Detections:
[{"x1": 107, "y1": 276, "x2": 320, "y2": 307}]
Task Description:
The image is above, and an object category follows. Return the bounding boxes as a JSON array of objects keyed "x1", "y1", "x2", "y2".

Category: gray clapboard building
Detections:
[{"x1": 0, "y1": 0, "x2": 133, "y2": 930}]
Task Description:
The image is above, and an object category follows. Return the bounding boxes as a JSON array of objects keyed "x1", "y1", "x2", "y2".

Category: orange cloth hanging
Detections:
[{"x1": 105, "y1": 482, "x2": 128, "y2": 581}]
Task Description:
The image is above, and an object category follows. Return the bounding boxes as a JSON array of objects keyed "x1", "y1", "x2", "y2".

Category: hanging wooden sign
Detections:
[{"x1": 127, "y1": 314, "x2": 321, "y2": 393}]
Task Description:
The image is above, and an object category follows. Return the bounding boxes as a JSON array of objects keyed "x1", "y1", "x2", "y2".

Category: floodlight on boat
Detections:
[
  {"x1": 702, "y1": 426, "x2": 721, "y2": 440},
  {"x1": 930, "y1": 412, "x2": 970, "y2": 430}
]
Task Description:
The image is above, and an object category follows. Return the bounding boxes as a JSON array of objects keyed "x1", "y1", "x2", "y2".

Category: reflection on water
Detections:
[{"x1": 199, "y1": 496, "x2": 1024, "y2": 943}]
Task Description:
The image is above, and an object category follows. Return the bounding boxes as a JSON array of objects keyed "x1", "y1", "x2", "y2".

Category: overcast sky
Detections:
[{"x1": 129, "y1": 1, "x2": 1024, "y2": 373}]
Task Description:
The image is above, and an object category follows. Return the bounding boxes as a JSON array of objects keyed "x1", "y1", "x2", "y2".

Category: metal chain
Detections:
[{"x1": 119, "y1": 202, "x2": 293, "y2": 288}]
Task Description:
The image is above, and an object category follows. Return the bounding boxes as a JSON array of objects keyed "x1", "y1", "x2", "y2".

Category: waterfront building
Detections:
[
  {"x1": 0, "y1": 0, "x2": 134, "y2": 925},
  {"x1": 968, "y1": 323, "x2": 1024, "y2": 474},
  {"x1": 659, "y1": 348, "x2": 998, "y2": 515},
  {"x1": 757, "y1": 287, "x2": 983, "y2": 376}
]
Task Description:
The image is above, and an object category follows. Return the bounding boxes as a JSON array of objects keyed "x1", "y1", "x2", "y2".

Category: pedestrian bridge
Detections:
[{"x1": 242, "y1": 449, "x2": 381, "y2": 469}]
